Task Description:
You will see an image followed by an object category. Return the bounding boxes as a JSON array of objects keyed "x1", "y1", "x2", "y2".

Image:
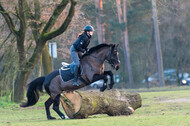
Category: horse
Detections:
[{"x1": 20, "y1": 43, "x2": 120, "y2": 120}]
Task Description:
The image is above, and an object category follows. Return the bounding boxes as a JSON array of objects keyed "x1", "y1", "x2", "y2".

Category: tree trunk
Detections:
[
  {"x1": 42, "y1": 45, "x2": 53, "y2": 75},
  {"x1": 152, "y1": 0, "x2": 165, "y2": 86},
  {"x1": 95, "y1": 0, "x2": 104, "y2": 44},
  {"x1": 60, "y1": 90, "x2": 142, "y2": 119},
  {"x1": 12, "y1": 71, "x2": 30, "y2": 102},
  {"x1": 123, "y1": 0, "x2": 134, "y2": 88},
  {"x1": 116, "y1": 0, "x2": 133, "y2": 88},
  {"x1": 12, "y1": 45, "x2": 44, "y2": 102},
  {"x1": 36, "y1": 54, "x2": 42, "y2": 77}
]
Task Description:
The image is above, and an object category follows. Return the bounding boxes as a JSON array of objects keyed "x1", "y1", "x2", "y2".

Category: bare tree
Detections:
[{"x1": 0, "y1": 0, "x2": 76, "y2": 102}]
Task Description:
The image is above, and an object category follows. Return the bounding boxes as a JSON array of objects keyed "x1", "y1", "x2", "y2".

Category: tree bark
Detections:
[
  {"x1": 12, "y1": 71, "x2": 30, "y2": 102},
  {"x1": 152, "y1": 0, "x2": 165, "y2": 86},
  {"x1": 60, "y1": 90, "x2": 142, "y2": 119},
  {"x1": 42, "y1": 45, "x2": 53, "y2": 75}
]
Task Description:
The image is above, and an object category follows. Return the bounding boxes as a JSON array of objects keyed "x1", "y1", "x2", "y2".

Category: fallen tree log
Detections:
[{"x1": 60, "y1": 89, "x2": 142, "y2": 119}]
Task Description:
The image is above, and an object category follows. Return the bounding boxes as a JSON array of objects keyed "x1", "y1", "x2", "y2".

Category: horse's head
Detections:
[
  {"x1": 107, "y1": 44, "x2": 120, "y2": 70},
  {"x1": 82, "y1": 43, "x2": 120, "y2": 70}
]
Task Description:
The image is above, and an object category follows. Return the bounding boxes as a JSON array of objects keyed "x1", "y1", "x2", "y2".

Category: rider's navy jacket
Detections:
[{"x1": 73, "y1": 32, "x2": 91, "y2": 53}]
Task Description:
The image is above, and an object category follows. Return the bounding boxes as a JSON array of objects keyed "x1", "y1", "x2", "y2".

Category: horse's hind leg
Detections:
[
  {"x1": 45, "y1": 97, "x2": 56, "y2": 120},
  {"x1": 53, "y1": 94, "x2": 65, "y2": 119}
]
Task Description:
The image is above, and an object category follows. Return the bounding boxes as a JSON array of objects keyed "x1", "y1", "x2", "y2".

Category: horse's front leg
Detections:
[
  {"x1": 92, "y1": 74, "x2": 108, "y2": 92},
  {"x1": 104, "y1": 71, "x2": 114, "y2": 89}
]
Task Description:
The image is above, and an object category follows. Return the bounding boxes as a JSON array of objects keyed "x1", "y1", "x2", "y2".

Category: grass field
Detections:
[{"x1": 1, "y1": 86, "x2": 190, "y2": 126}]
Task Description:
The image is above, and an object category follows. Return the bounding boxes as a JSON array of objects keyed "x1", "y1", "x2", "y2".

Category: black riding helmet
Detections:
[{"x1": 84, "y1": 25, "x2": 95, "y2": 31}]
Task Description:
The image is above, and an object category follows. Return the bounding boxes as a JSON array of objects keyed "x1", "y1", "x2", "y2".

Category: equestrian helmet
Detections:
[{"x1": 84, "y1": 25, "x2": 95, "y2": 31}]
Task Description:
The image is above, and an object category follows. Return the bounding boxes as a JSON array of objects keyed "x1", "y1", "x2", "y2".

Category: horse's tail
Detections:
[{"x1": 20, "y1": 76, "x2": 45, "y2": 107}]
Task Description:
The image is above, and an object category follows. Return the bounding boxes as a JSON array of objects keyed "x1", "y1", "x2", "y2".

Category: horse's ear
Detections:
[
  {"x1": 114, "y1": 44, "x2": 119, "y2": 50},
  {"x1": 116, "y1": 44, "x2": 119, "y2": 48},
  {"x1": 111, "y1": 44, "x2": 115, "y2": 49}
]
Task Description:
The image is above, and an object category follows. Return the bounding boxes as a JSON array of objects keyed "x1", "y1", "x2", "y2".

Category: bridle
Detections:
[
  {"x1": 106, "y1": 46, "x2": 119, "y2": 68},
  {"x1": 86, "y1": 45, "x2": 119, "y2": 69}
]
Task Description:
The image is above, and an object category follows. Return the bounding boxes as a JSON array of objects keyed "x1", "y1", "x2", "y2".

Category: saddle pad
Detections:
[
  {"x1": 59, "y1": 69, "x2": 74, "y2": 82},
  {"x1": 59, "y1": 69, "x2": 89, "y2": 85},
  {"x1": 61, "y1": 62, "x2": 75, "y2": 74}
]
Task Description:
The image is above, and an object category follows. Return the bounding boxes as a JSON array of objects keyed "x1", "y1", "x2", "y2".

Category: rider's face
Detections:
[{"x1": 88, "y1": 31, "x2": 94, "y2": 36}]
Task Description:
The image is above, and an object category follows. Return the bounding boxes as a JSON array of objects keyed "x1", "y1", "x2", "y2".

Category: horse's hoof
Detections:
[
  {"x1": 100, "y1": 87, "x2": 106, "y2": 92},
  {"x1": 61, "y1": 116, "x2": 65, "y2": 119},
  {"x1": 48, "y1": 117, "x2": 56, "y2": 120},
  {"x1": 109, "y1": 84, "x2": 114, "y2": 89}
]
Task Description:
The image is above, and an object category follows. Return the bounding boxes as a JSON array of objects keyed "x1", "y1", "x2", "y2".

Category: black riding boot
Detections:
[{"x1": 73, "y1": 66, "x2": 80, "y2": 86}]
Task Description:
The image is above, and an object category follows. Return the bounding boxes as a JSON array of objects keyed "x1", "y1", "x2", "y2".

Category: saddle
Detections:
[
  {"x1": 61, "y1": 62, "x2": 76, "y2": 74},
  {"x1": 59, "y1": 62, "x2": 82, "y2": 82}
]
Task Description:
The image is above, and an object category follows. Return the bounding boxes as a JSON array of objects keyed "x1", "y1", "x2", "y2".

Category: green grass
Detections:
[{"x1": 1, "y1": 86, "x2": 190, "y2": 126}]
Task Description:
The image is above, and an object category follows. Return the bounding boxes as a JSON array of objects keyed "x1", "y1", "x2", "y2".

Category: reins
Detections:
[
  {"x1": 85, "y1": 46, "x2": 118, "y2": 70},
  {"x1": 107, "y1": 47, "x2": 118, "y2": 68}
]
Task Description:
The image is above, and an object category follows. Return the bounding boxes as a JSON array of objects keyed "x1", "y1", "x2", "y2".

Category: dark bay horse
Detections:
[{"x1": 20, "y1": 43, "x2": 120, "y2": 120}]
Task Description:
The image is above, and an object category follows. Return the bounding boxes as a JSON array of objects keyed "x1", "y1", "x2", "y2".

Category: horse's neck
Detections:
[
  {"x1": 81, "y1": 47, "x2": 110, "y2": 82},
  {"x1": 81, "y1": 47, "x2": 110, "y2": 71},
  {"x1": 90, "y1": 47, "x2": 109, "y2": 63}
]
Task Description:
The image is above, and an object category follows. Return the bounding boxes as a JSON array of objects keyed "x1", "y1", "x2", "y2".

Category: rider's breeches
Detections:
[{"x1": 70, "y1": 45, "x2": 80, "y2": 67}]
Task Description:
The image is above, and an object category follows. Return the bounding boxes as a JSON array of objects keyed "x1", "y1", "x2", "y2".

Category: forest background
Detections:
[{"x1": 0, "y1": 0, "x2": 190, "y2": 102}]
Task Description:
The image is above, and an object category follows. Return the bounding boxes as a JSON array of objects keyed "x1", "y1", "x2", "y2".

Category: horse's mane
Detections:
[{"x1": 82, "y1": 43, "x2": 113, "y2": 58}]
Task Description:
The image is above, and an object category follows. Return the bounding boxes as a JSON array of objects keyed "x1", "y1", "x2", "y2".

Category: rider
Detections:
[{"x1": 70, "y1": 25, "x2": 95, "y2": 86}]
